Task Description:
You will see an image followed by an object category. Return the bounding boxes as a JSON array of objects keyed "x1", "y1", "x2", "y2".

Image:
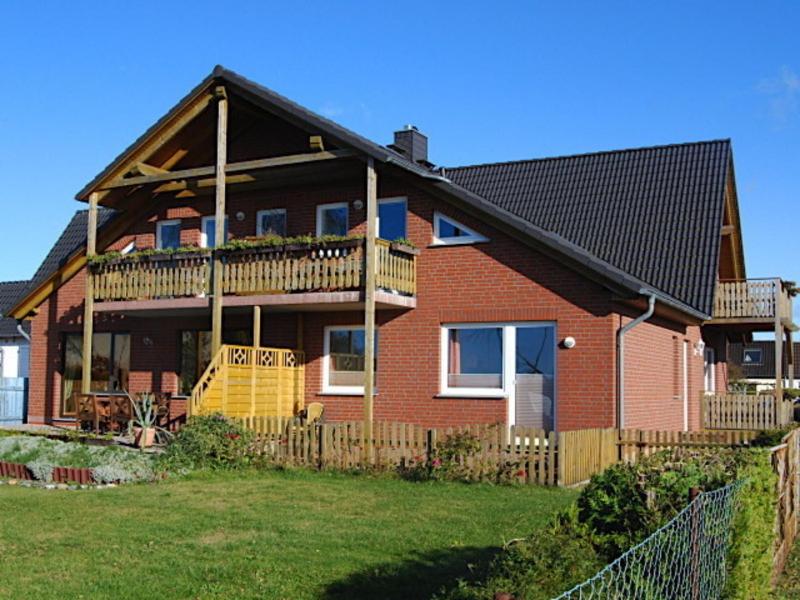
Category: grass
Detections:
[
  {"x1": 0, "y1": 469, "x2": 575, "y2": 599},
  {"x1": 774, "y1": 540, "x2": 800, "y2": 599}
]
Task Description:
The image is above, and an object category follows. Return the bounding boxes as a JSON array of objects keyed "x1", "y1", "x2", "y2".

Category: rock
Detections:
[
  {"x1": 68, "y1": 485, "x2": 78, "y2": 491},
  {"x1": 45, "y1": 484, "x2": 56, "y2": 490},
  {"x1": 7, "y1": 479, "x2": 17, "y2": 486}
]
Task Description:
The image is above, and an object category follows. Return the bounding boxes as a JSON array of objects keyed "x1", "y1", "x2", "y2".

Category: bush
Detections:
[
  {"x1": 158, "y1": 414, "x2": 253, "y2": 471},
  {"x1": 440, "y1": 446, "x2": 777, "y2": 599}
]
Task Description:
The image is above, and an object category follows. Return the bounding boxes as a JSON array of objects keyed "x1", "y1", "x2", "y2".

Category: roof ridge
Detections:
[{"x1": 446, "y1": 138, "x2": 731, "y2": 172}]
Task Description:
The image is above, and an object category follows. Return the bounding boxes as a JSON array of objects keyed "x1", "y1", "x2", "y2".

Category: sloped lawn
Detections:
[{"x1": 0, "y1": 469, "x2": 575, "y2": 599}]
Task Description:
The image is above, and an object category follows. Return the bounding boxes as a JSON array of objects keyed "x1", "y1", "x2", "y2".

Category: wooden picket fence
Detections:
[
  {"x1": 771, "y1": 428, "x2": 800, "y2": 581},
  {"x1": 236, "y1": 417, "x2": 762, "y2": 487},
  {"x1": 703, "y1": 392, "x2": 794, "y2": 430}
]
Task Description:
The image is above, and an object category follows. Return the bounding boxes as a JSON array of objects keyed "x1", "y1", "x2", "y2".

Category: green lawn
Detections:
[{"x1": 0, "y1": 470, "x2": 575, "y2": 599}]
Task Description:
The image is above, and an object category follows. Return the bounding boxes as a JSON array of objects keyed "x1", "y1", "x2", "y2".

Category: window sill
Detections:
[
  {"x1": 435, "y1": 392, "x2": 507, "y2": 400},
  {"x1": 317, "y1": 390, "x2": 378, "y2": 397}
]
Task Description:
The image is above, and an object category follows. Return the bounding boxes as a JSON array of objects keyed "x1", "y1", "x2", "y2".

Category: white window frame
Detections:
[
  {"x1": 316, "y1": 202, "x2": 349, "y2": 237},
  {"x1": 200, "y1": 216, "x2": 229, "y2": 248},
  {"x1": 322, "y1": 325, "x2": 376, "y2": 395},
  {"x1": 377, "y1": 196, "x2": 408, "y2": 241},
  {"x1": 256, "y1": 208, "x2": 288, "y2": 237},
  {"x1": 121, "y1": 241, "x2": 136, "y2": 255},
  {"x1": 440, "y1": 323, "x2": 507, "y2": 398},
  {"x1": 156, "y1": 219, "x2": 181, "y2": 250},
  {"x1": 432, "y1": 211, "x2": 488, "y2": 246},
  {"x1": 743, "y1": 347, "x2": 763, "y2": 366}
]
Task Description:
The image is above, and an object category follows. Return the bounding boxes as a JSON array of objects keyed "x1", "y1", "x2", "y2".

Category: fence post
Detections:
[
  {"x1": 426, "y1": 428, "x2": 438, "y2": 474},
  {"x1": 318, "y1": 423, "x2": 327, "y2": 470},
  {"x1": 689, "y1": 487, "x2": 701, "y2": 600},
  {"x1": 557, "y1": 431, "x2": 565, "y2": 486}
]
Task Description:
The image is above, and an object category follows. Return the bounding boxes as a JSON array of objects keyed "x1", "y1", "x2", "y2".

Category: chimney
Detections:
[{"x1": 391, "y1": 125, "x2": 431, "y2": 167}]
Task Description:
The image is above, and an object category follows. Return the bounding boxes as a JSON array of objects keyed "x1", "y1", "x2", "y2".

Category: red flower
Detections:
[
  {"x1": 516, "y1": 469, "x2": 526, "y2": 478},
  {"x1": 225, "y1": 433, "x2": 241, "y2": 440}
]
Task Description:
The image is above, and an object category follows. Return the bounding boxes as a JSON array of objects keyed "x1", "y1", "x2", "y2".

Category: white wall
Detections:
[{"x1": 0, "y1": 341, "x2": 29, "y2": 379}]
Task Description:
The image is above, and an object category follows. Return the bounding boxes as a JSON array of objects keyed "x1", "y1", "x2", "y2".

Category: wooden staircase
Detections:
[{"x1": 189, "y1": 344, "x2": 305, "y2": 418}]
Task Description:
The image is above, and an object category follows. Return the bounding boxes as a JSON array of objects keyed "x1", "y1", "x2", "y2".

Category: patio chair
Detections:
[
  {"x1": 76, "y1": 394, "x2": 98, "y2": 432},
  {"x1": 301, "y1": 402, "x2": 324, "y2": 424},
  {"x1": 108, "y1": 395, "x2": 132, "y2": 433}
]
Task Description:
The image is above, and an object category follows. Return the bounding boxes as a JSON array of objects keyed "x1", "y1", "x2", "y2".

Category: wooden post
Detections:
[
  {"x1": 788, "y1": 329, "x2": 795, "y2": 390},
  {"x1": 81, "y1": 192, "x2": 99, "y2": 394},
  {"x1": 252, "y1": 306, "x2": 261, "y2": 348},
  {"x1": 211, "y1": 86, "x2": 228, "y2": 356},
  {"x1": 362, "y1": 158, "x2": 378, "y2": 459},
  {"x1": 775, "y1": 320, "x2": 784, "y2": 400}
]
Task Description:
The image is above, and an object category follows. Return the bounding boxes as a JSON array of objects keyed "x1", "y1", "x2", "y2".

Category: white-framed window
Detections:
[
  {"x1": 200, "y1": 216, "x2": 229, "y2": 248},
  {"x1": 156, "y1": 219, "x2": 181, "y2": 250},
  {"x1": 322, "y1": 325, "x2": 378, "y2": 395},
  {"x1": 256, "y1": 209, "x2": 287, "y2": 237},
  {"x1": 432, "y1": 211, "x2": 488, "y2": 246},
  {"x1": 378, "y1": 197, "x2": 408, "y2": 241},
  {"x1": 121, "y1": 241, "x2": 136, "y2": 255},
  {"x1": 743, "y1": 347, "x2": 763, "y2": 365},
  {"x1": 441, "y1": 324, "x2": 505, "y2": 396},
  {"x1": 317, "y1": 202, "x2": 349, "y2": 236},
  {"x1": 704, "y1": 347, "x2": 716, "y2": 393}
]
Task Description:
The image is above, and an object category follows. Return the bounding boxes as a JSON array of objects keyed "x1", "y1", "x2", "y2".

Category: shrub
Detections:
[{"x1": 158, "y1": 414, "x2": 253, "y2": 471}]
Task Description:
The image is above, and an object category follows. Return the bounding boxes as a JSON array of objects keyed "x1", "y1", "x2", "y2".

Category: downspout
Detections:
[
  {"x1": 617, "y1": 293, "x2": 657, "y2": 429},
  {"x1": 16, "y1": 322, "x2": 31, "y2": 343}
]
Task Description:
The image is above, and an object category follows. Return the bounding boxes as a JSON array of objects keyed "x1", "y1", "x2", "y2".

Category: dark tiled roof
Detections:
[
  {"x1": 0, "y1": 280, "x2": 30, "y2": 337},
  {"x1": 728, "y1": 341, "x2": 799, "y2": 380},
  {"x1": 28, "y1": 208, "x2": 116, "y2": 292},
  {"x1": 446, "y1": 140, "x2": 731, "y2": 316}
]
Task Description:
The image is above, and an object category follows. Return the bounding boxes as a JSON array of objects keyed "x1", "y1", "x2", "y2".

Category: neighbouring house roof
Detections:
[
  {"x1": 0, "y1": 281, "x2": 31, "y2": 338},
  {"x1": 12, "y1": 66, "x2": 735, "y2": 322},
  {"x1": 728, "y1": 341, "x2": 800, "y2": 380},
  {"x1": 27, "y1": 208, "x2": 116, "y2": 293},
  {"x1": 446, "y1": 140, "x2": 731, "y2": 317}
]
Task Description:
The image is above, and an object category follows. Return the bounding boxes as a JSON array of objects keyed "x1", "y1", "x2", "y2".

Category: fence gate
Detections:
[{"x1": 0, "y1": 377, "x2": 27, "y2": 424}]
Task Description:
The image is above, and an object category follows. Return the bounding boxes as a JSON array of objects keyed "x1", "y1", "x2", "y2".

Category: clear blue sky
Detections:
[{"x1": 0, "y1": 2, "x2": 797, "y2": 314}]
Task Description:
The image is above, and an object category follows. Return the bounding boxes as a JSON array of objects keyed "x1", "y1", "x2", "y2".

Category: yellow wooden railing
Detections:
[
  {"x1": 91, "y1": 239, "x2": 417, "y2": 302},
  {"x1": 189, "y1": 344, "x2": 305, "y2": 418},
  {"x1": 713, "y1": 278, "x2": 793, "y2": 322},
  {"x1": 92, "y1": 253, "x2": 211, "y2": 301},
  {"x1": 702, "y1": 392, "x2": 795, "y2": 430}
]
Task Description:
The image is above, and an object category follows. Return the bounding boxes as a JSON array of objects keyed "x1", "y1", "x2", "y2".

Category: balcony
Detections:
[
  {"x1": 89, "y1": 238, "x2": 417, "y2": 311},
  {"x1": 710, "y1": 278, "x2": 795, "y2": 327}
]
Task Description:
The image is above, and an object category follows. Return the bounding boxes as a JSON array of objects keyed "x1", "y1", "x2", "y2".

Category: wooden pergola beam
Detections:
[{"x1": 98, "y1": 149, "x2": 354, "y2": 191}]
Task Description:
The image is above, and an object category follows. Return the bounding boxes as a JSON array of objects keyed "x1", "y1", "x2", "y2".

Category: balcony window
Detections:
[
  {"x1": 156, "y1": 219, "x2": 181, "y2": 250},
  {"x1": 323, "y1": 326, "x2": 378, "y2": 394},
  {"x1": 61, "y1": 333, "x2": 130, "y2": 416},
  {"x1": 257, "y1": 209, "x2": 287, "y2": 237},
  {"x1": 201, "y1": 216, "x2": 229, "y2": 248},
  {"x1": 378, "y1": 197, "x2": 407, "y2": 241},
  {"x1": 317, "y1": 203, "x2": 349, "y2": 236},
  {"x1": 743, "y1": 348, "x2": 763, "y2": 365}
]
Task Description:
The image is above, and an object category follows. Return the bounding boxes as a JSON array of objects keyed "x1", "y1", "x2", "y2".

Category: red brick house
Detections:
[{"x1": 8, "y1": 66, "x2": 795, "y2": 432}]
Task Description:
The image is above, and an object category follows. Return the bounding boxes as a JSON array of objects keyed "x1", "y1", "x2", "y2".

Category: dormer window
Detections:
[{"x1": 432, "y1": 212, "x2": 488, "y2": 246}]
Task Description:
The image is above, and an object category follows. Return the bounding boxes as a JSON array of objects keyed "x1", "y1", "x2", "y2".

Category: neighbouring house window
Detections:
[
  {"x1": 743, "y1": 347, "x2": 763, "y2": 365},
  {"x1": 323, "y1": 326, "x2": 378, "y2": 394},
  {"x1": 257, "y1": 209, "x2": 287, "y2": 237},
  {"x1": 121, "y1": 241, "x2": 136, "y2": 255},
  {"x1": 317, "y1": 203, "x2": 349, "y2": 236},
  {"x1": 61, "y1": 333, "x2": 131, "y2": 416},
  {"x1": 179, "y1": 330, "x2": 250, "y2": 396},
  {"x1": 201, "y1": 216, "x2": 229, "y2": 248},
  {"x1": 378, "y1": 197, "x2": 407, "y2": 241},
  {"x1": 432, "y1": 211, "x2": 488, "y2": 245},
  {"x1": 704, "y1": 347, "x2": 716, "y2": 393},
  {"x1": 444, "y1": 326, "x2": 504, "y2": 390},
  {"x1": 156, "y1": 219, "x2": 181, "y2": 249}
]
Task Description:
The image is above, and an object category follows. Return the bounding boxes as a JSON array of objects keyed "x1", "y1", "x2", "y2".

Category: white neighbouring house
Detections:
[{"x1": 0, "y1": 281, "x2": 30, "y2": 424}]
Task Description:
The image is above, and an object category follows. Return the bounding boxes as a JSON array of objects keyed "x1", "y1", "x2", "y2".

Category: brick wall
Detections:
[{"x1": 26, "y1": 174, "x2": 701, "y2": 431}]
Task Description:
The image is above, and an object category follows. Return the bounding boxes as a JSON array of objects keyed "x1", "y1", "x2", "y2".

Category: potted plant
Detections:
[{"x1": 127, "y1": 393, "x2": 159, "y2": 448}]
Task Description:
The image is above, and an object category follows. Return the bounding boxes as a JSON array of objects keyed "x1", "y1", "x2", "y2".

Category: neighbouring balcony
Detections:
[
  {"x1": 89, "y1": 238, "x2": 417, "y2": 306},
  {"x1": 711, "y1": 278, "x2": 795, "y2": 326}
]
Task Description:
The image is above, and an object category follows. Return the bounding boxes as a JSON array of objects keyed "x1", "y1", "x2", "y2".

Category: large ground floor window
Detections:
[
  {"x1": 179, "y1": 330, "x2": 250, "y2": 396},
  {"x1": 440, "y1": 322, "x2": 557, "y2": 430},
  {"x1": 62, "y1": 332, "x2": 131, "y2": 416},
  {"x1": 323, "y1": 326, "x2": 378, "y2": 394}
]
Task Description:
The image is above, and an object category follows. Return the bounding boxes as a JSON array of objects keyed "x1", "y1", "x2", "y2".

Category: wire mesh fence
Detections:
[{"x1": 554, "y1": 479, "x2": 745, "y2": 600}]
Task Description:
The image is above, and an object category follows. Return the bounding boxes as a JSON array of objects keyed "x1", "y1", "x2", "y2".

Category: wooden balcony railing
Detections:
[
  {"x1": 712, "y1": 278, "x2": 794, "y2": 323},
  {"x1": 90, "y1": 239, "x2": 417, "y2": 303}
]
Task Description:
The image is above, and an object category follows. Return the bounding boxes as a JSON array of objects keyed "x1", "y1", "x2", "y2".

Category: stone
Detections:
[{"x1": 7, "y1": 479, "x2": 17, "y2": 486}]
